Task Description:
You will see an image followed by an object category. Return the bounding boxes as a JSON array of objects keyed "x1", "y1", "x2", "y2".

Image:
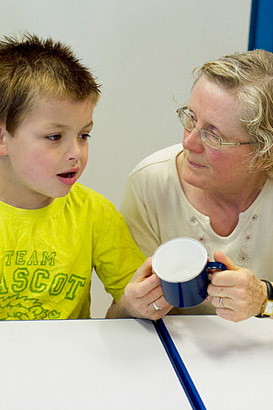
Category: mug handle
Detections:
[{"x1": 207, "y1": 261, "x2": 226, "y2": 271}]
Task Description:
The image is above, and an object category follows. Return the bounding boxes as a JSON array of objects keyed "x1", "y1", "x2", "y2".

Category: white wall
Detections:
[{"x1": 0, "y1": 0, "x2": 251, "y2": 317}]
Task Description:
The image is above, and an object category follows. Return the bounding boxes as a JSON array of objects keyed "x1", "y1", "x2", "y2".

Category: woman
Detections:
[{"x1": 120, "y1": 49, "x2": 273, "y2": 322}]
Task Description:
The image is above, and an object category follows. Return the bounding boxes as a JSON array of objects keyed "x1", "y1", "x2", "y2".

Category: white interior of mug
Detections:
[{"x1": 152, "y1": 237, "x2": 207, "y2": 282}]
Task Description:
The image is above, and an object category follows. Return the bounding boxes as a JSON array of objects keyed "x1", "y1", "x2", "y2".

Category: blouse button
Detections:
[{"x1": 189, "y1": 216, "x2": 197, "y2": 225}]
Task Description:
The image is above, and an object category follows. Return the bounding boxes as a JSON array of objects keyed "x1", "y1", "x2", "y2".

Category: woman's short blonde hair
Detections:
[{"x1": 194, "y1": 49, "x2": 273, "y2": 177}]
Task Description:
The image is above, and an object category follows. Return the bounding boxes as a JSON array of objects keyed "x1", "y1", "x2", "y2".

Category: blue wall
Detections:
[{"x1": 249, "y1": 0, "x2": 273, "y2": 51}]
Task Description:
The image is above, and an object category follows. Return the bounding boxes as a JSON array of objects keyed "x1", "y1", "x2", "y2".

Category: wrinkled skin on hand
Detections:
[
  {"x1": 207, "y1": 250, "x2": 267, "y2": 322},
  {"x1": 106, "y1": 257, "x2": 173, "y2": 320}
]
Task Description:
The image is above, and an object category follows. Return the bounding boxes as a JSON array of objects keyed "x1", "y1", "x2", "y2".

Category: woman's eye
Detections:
[
  {"x1": 79, "y1": 133, "x2": 91, "y2": 141},
  {"x1": 46, "y1": 134, "x2": 61, "y2": 141},
  {"x1": 188, "y1": 111, "x2": 196, "y2": 122}
]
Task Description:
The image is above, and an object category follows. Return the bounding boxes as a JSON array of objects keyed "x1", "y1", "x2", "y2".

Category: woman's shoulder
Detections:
[
  {"x1": 259, "y1": 178, "x2": 273, "y2": 205},
  {"x1": 129, "y1": 144, "x2": 182, "y2": 176}
]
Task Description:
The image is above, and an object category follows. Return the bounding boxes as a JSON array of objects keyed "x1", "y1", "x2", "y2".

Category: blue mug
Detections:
[{"x1": 152, "y1": 237, "x2": 226, "y2": 308}]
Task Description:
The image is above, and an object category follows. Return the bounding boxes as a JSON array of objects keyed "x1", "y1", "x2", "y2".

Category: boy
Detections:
[{"x1": 0, "y1": 34, "x2": 171, "y2": 320}]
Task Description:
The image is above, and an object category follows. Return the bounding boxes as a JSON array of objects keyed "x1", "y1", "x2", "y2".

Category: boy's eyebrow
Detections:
[
  {"x1": 44, "y1": 120, "x2": 94, "y2": 130},
  {"x1": 84, "y1": 120, "x2": 94, "y2": 129}
]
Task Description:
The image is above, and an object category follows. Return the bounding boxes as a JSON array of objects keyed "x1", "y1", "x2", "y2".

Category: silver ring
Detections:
[
  {"x1": 219, "y1": 297, "x2": 224, "y2": 308},
  {"x1": 153, "y1": 301, "x2": 162, "y2": 311}
]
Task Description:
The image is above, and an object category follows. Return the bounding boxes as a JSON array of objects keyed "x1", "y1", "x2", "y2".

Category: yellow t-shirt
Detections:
[{"x1": 0, "y1": 183, "x2": 145, "y2": 320}]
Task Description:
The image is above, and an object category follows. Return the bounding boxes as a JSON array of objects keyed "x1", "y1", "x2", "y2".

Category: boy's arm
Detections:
[{"x1": 105, "y1": 258, "x2": 172, "y2": 320}]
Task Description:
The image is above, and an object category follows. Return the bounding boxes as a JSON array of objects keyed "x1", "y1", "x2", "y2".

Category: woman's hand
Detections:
[
  {"x1": 106, "y1": 257, "x2": 173, "y2": 320},
  {"x1": 207, "y1": 250, "x2": 267, "y2": 322}
]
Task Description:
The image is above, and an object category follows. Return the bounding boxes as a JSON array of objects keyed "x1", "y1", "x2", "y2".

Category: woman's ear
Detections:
[{"x1": 0, "y1": 123, "x2": 9, "y2": 156}]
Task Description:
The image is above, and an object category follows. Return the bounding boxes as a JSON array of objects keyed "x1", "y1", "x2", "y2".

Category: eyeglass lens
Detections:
[{"x1": 179, "y1": 109, "x2": 221, "y2": 149}]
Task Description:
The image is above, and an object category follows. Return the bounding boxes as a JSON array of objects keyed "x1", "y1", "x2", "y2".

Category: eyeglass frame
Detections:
[{"x1": 176, "y1": 106, "x2": 253, "y2": 150}]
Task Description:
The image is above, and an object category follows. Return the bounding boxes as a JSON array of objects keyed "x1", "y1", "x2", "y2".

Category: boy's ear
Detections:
[{"x1": 0, "y1": 123, "x2": 9, "y2": 156}]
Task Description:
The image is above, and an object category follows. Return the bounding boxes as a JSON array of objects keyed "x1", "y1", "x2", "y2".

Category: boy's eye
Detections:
[
  {"x1": 45, "y1": 133, "x2": 91, "y2": 142},
  {"x1": 79, "y1": 133, "x2": 91, "y2": 141},
  {"x1": 46, "y1": 134, "x2": 61, "y2": 141}
]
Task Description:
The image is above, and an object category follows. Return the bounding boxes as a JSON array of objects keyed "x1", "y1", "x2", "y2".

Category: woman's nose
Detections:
[{"x1": 182, "y1": 128, "x2": 204, "y2": 152}]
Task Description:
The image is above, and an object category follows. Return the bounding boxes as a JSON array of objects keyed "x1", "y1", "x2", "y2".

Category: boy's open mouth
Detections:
[{"x1": 57, "y1": 172, "x2": 76, "y2": 179}]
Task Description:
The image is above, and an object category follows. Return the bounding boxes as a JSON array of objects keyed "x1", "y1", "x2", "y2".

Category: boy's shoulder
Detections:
[
  {"x1": 69, "y1": 183, "x2": 117, "y2": 212},
  {"x1": 69, "y1": 183, "x2": 124, "y2": 229}
]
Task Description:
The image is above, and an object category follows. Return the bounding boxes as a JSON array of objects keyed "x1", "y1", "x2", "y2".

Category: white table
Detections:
[
  {"x1": 0, "y1": 318, "x2": 191, "y2": 410},
  {"x1": 163, "y1": 315, "x2": 273, "y2": 410}
]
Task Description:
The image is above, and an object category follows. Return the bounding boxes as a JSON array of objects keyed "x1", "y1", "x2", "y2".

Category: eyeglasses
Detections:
[{"x1": 176, "y1": 106, "x2": 252, "y2": 150}]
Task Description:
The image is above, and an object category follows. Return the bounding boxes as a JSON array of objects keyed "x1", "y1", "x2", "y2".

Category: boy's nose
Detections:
[{"x1": 66, "y1": 140, "x2": 82, "y2": 161}]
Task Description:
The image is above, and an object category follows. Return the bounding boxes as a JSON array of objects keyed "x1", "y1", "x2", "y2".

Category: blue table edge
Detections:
[{"x1": 153, "y1": 319, "x2": 207, "y2": 410}]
